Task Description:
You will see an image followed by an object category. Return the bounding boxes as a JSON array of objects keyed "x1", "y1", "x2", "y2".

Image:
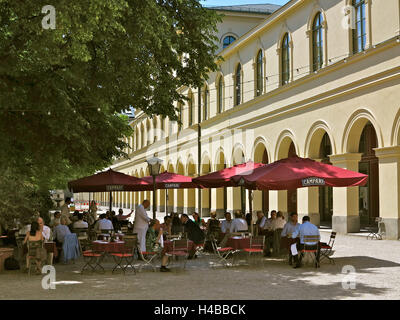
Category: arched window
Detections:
[
  {"x1": 217, "y1": 76, "x2": 223, "y2": 113},
  {"x1": 352, "y1": 0, "x2": 366, "y2": 54},
  {"x1": 223, "y1": 36, "x2": 236, "y2": 49},
  {"x1": 312, "y1": 12, "x2": 323, "y2": 71},
  {"x1": 178, "y1": 103, "x2": 182, "y2": 131},
  {"x1": 281, "y1": 33, "x2": 290, "y2": 85},
  {"x1": 256, "y1": 50, "x2": 263, "y2": 96},
  {"x1": 203, "y1": 85, "x2": 209, "y2": 121},
  {"x1": 188, "y1": 92, "x2": 193, "y2": 126},
  {"x1": 235, "y1": 64, "x2": 241, "y2": 106}
]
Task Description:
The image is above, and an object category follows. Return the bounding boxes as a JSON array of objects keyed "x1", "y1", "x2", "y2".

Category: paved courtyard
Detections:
[{"x1": 1, "y1": 231, "x2": 400, "y2": 300}]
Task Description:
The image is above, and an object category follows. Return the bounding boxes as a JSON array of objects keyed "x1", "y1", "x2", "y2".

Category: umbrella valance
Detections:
[
  {"x1": 192, "y1": 161, "x2": 265, "y2": 188},
  {"x1": 141, "y1": 171, "x2": 201, "y2": 189},
  {"x1": 230, "y1": 156, "x2": 368, "y2": 190},
  {"x1": 68, "y1": 169, "x2": 150, "y2": 193}
]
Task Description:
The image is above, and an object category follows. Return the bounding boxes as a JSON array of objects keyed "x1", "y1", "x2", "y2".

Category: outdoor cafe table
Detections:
[{"x1": 92, "y1": 240, "x2": 125, "y2": 254}]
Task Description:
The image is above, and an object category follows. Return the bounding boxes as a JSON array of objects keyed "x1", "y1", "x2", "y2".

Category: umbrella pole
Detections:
[
  {"x1": 109, "y1": 191, "x2": 112, "y2": 213},
  {"x1": 249, "y1": 190, "x2": 253, "y2": 235}
]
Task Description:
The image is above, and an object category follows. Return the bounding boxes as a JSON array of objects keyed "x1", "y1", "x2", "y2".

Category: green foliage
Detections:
[{"x1": 0, "y1": 0, "x2": 220, "y2": 222}]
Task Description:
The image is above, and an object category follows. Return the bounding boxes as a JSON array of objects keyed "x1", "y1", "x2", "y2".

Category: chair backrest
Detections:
[
  {"x1": 100, "y1": 229, "x2": 113, "y2": 234},
  {"x1": 123, "y1": 235, "x2": 138, "y2": 253},
  {"x1": 173, "y1": 239, "x2": 188, "y2": 251},
  {"x1": 73, "y1": 228, "x2": 88, "y2": 236},
  {"x1": 167, "y1": 234, "x2": 181, "y2": 241},
  {"x1": 27, "y1": 240, "x2": 43, "y2": 256},
  {"x1": 250, "y1": 235, "x2": 265, "y2": 249},
  {"x1": 328, "y1": 232, "x2": 336, "y2": 246},
  {"x1": 303, "y1": 235, "x2": 320, "y2": 248}
]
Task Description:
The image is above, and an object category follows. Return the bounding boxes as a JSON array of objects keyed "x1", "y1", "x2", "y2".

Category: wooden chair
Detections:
[
  {"x1": 72, "y1": 228, "x2": 89, "y2": 253},
  {"x1": 210, "y1": 235, "x2": 235, "y2": 268},
  {"x1": 165, "y1": 239, "x2": 189, "y2": 270},
  {"x1": 110, "y1": 235, "x2": 137, "y2": 275},
  {"x1": 319, "y1": 232, "x2": 336, "y2": 264},
  {"x1": 300, "y1": 235, "x2": 321, "y2": 268},
  {"x1": 81, "y1": 243, "x2": 105, "y2": 274},
  {"x1": 27, "y1": 240, "x2": 45, "y2": 276},
  {"x1": 244, "y1": 235, "x2": 265, "y2": 266}
]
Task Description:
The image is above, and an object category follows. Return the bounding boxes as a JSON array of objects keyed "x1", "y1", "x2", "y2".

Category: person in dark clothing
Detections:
[
  {"x1": 171, "y1": 213, "x2": 184, "y2": 235},
  {"x1": 180, "y1": 214, "x2": 205, "y2": 258}
]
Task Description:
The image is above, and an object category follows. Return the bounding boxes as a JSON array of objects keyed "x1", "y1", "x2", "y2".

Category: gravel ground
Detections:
[{"x1": 1, "y1": 231, "x2": 400, "y2": 300}]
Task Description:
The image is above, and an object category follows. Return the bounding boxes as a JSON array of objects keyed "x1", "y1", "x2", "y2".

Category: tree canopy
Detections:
[{"x1": 0, "y1": 0, "x2": 221, "y2": 224}]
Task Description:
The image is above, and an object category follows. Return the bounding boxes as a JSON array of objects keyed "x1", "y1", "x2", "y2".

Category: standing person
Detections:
[
  {"x1": 133, "y1": 200, "x2": 151, "y2": 253},
  {"x1": 281, "y1": 212, "x2": 300, "y2": 265},
  {"x1": 89, "y1": 200, "x2": 97, "y2": 225},
  {"x1": 60, "y1": 197, "x2": 72, "y2": 226},
  {"x1": 291, "y1": 216, "x2": 320, "y2": 268}
]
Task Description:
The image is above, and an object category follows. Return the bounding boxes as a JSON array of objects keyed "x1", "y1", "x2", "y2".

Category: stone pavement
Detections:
[{"x1": 1, "y1": 231, "x2": 400, "y2": 300}]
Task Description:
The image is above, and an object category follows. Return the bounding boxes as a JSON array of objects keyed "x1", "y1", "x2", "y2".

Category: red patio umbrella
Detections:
[
  {"x1": 68, "y1": 169, "x2": 150, "y2": 212},
  {"x1": 230, "y1": 156, "x2": 368, "y2": 190},
  {"x1": 192, "y1": 161, "x2": 265, "y2": 188},
  {"x1": 141, "y1": 171, "x2": 201, "y2": 189}
]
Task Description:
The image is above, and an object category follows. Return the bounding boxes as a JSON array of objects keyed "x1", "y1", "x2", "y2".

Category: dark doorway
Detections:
[
  {"x1": 358, "y1": 123, "x2": 379, "y2": 226},
  {"x1": 319, "y1": 133, "x2": 333, "y2": 225},
  {"x1": 287, "y1": 142, "x2": 297, "y2": 213},
  {"x1": 261, "y1": 149, "x2": 269, "y2": 213}
]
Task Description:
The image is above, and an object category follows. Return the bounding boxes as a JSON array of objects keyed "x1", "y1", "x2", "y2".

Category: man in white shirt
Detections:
[
  {"x1": 133, "y1": 200, "x2": 151, "y2": 253},
  {"x1": 38, "y1": 217, "x2": 51, "y2": 241},
  {"x1": 95, "y1": 214, "x2": 114, "y2": 232},
  {"x1": 220, "y1": 212, "x2": 232, "y2": 233},
  {"x1": 73, "y1": 213, "x2": 88, "y2": 229},
  {"x1": 291, "y1": 216, "x2": 320, "y2": 268},
  {"x1": 219, "y1": 211, "x2": 248, "y2": 247}
]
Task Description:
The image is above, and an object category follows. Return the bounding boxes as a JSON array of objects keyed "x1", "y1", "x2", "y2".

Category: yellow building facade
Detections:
[{"x1": 92, "y1": 0, "x2": 400, "y2": 239}]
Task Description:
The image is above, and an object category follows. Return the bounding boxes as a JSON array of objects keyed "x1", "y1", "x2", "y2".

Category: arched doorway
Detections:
[
  {"x1": 215, "y1": 151, "x2": 226, "y2": 218},
  {"x1": 287, "y1": 142, "x2": 297, "y2": 214},
  {"x1": 177, "y1": 161, "x2": 185, "y2": 214},
  {"x1": 201, "y1": 156, "x2": 211, "y2": 217},
  {"x1": 358, "y1": 122, "x2": 379, "y2": 226},
  {"x1": 253, "y1": 142, "x2": 269, "y2": 213},
  {"x1": 319, "y1": 133, "x2": 333, "y2": 224}
]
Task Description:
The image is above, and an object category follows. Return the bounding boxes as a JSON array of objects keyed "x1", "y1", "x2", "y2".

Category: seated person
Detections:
[
  {"x1": 111, "y1": 211, "x2": 120, "y2": 231},
  {"x1": 50, "y1": 211, "x2": 61, "y2": 228},
  {"x1": 160, "y1": 216, "x2": 172, "y2": 239},
  {"x1": 219, "y1": 211, "x2": 248, "y2": 247},
  {"x1": 54, "y1": 217, "x2": 72, "y2": 245},
  {"x1": 281, "y1": 212, "x2": 300, "y2": 265},
  {"x1": 255, "y1": 211, "x2": 267, "y2": 235},
  {"x1": 38, "y1": 217, "x2": 51, "y2": 241},
  {"x1": 206, "y1": 211, "x2": 220, "y2": 241},
  {"x1": 291, "y1": 216, "x2": 320, "y2": 268},
  {"x1": 171, "y1": 214, "x2": 184, "y2": 235},
  {"x1": 117, "y1": 208, "x2": 134, "y2": 221},
  {"x1": 94, "y1": 213, "x2": 114, "y2": 232},
  {"x1": 264, "y1": 210, "x2": 277, "y2": 257},
  {"x1": 192, "y1": 212, "x2": 206, "y2": 228},
  {"x1": 73, "y1": 213, "x2": 88, "y2": 229},
  {"x1": 24, "y1": 221, "x2": 47, "y2": 273},
  {"x1": 146, "y1": 219, "x2": 170, "y2": 272},
  {"x1": 180, "y1": 214, "x2": 205, "y2": 258},
  {"x1": 220, "y1": 212, "x2": 232, "y2": 234}
]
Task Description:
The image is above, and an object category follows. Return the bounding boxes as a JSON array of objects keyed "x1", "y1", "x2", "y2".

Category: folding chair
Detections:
[
  {"x1": 137, "y1": 248, "x2": 161, "y2": 272},
  {"x1": 367, "y1": 217, "x2": 385, "y2": 240},
  {"x1": 111, "y1": 235, "x2": 137, "y2": 275},
  {"x1": 72, "y1": 228, "x2": 89, "y2": 253},
  {"x1": 319, "y1": 232, "x2": 336, "y2": 264},
  {"x1": 244, "y1": 235, "x2": 265, "y2": 266},
  {"x1": 299, "y1": 235, "x2": 320, "y2": 268},
  {"x1": 81, "y1": 244, "x2": 105, "y2": 274},
  {"x1": 165, "y1": 239, "x2": 189, "y2": 269},
  {"x1": 210, "y1": 235, "x2": 235, "y2": 268}
]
